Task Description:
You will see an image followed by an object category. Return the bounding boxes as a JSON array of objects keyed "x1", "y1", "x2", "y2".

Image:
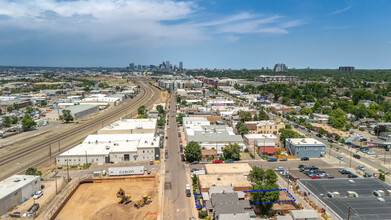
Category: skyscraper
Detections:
[
  {"x1": 179, "y1": 62, "x2": 183, "y2": 71},
  {"x1": 129, "y1": 63, "x2": 135, "y2": 70},
  {"x1": 273, "y1": 63, "x2": 288, "y2": 72}
]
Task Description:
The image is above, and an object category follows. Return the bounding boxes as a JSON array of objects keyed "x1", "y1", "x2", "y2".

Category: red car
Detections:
[{"x1": 212, "y1": 159, "x2": 223, "y2": 164}]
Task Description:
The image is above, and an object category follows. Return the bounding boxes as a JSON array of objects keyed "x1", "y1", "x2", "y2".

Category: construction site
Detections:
[{"x1": 53, "y1": 176, "x2": 159, "y2": 220}]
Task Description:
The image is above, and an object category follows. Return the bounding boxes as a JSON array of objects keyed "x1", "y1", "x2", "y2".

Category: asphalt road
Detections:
[{"x1": 163, "y1": 93, "x2": 192, "y2": 220}]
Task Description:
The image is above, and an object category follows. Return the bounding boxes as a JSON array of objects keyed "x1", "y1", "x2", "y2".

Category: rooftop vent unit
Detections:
[
  {"x1": 13, "y1": 178, "x2": 20, "y2": 182},
  {"x1": 106, "y1": 146, "x2": 110, "y2": 150}
]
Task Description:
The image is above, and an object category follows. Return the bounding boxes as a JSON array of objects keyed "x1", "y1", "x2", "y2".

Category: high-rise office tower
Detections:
[{"x1": 179, "y1": 62, "x2": 183, "y2": 71}]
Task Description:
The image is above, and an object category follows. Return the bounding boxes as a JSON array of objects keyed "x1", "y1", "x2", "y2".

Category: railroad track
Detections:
[{"x1": 0, "y1": 80, "x2": 158, "y2": 180}]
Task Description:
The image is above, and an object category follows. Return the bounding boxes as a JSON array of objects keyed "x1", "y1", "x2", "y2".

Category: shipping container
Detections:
[{"x1": 108, "y1": 166, "x2": 144, "y2": 176}]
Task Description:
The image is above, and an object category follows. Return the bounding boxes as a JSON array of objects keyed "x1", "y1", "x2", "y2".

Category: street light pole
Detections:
[
  {"x1": 350, "y1": 147, "x2": 352, "y2": 168},
  {"x1": 384, "y1": 149, "x2": 387, "y2": 165}
]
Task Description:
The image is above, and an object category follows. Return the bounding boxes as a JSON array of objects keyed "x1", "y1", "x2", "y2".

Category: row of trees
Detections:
[{"x1": 184, "y1": 142, "x2": 242, "y2": 162}]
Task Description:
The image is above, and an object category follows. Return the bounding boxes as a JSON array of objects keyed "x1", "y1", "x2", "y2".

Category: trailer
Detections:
[{"x1": 108, "y1": 166, "x2": 144, "y2": 176}]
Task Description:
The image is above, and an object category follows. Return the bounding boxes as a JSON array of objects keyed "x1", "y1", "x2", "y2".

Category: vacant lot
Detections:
[{"x1": 56, "y1": 177, "x2": 158, "y2": 220}]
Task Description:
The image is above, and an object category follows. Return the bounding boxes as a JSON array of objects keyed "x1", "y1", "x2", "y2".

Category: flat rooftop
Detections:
[
  {"x1": 299, "y1": 178, "x2": 391, "y2": 220},
  {"x1": 199, "y1": 174, "x2": 251, "y2": 189},
  {"x1": 60, "y1": 136, "x2": 160, "y2": 156},
  {"x1": 0, "y1": 175, "x2": 40, "y2": 200},
  {"x1": 64, "y1": 104, "x2": 98, "y2": 114},
  {"x1": 287, "y1": 138, "x2": 325, "y2": 146},
  {"x1": 205, "y1": 163, "x2": 252, "y2": 175},
  {"x1": 83, "y1": 134, "x2": 154, "y2": 144},
  {"x1": 100, "y1": 118, "x2": 157, "y2": 131}
]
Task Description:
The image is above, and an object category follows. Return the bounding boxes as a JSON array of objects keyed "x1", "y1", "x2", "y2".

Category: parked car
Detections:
[
  {"x1": 279, "y1": 158, "x2": 287, "y2": 161},
  {"x1": 337, "y1": 156, "x2": 344, "y2": 161},
  {"x1": 33, "y1": 191, "x2": 43, "y2": 200},
  {"x1": 225, "y1": 159, "x2": 234, "y2": 163},
  {"x1": 267, "y1": 158, "x2": 278, "y2": 162},
  {"x1": 298, "y1": 164, "x2": 305, "y2": 169},
  {"x1": 348, "y1": 174, "x2": 358, "y2": 178},
  {"x1": 181, "y1": 155, "x2": 185, "y2": 162},
  {"x1": 339, "y1": 169, "x2": 351, "y2": 175},
  {"x1": 190, "y1": 161, "x2": 199, "y2": 165},
  {"x1": 275, "y1": 167, "x2": 284, "y2": 171},
  {"x1": 364, "y1": 172, "x2": 372, "y2": 178},
  {"x1": 373, "y1": 190, "x2": 381, "y2": 197},
  {"x1": 190, "y1": 168, "x2": 200, "y2": 172},
  {"x1": 357, "y1": 165, "x2": 365, "y2": 171},
  {"x1": 353, "y1": 154, "x2": 361, "y2": 159},
  {"x1": 212, "y1": 159, "x2": 223, "y2": 164},
  {"x1": 367, "y1": 151, "x2": 375, "y2": 155},
  {"x1": 301, "y1": 157, "x2": 309, "y2": 161},
  {"x1": 199, "y1": 161, "x2": 207, "y2": 164}
]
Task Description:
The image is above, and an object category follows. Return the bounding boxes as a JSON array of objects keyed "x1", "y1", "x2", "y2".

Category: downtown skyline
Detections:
[{"x1": 0, "y1": 0, "x2": 390, "y2": 69}]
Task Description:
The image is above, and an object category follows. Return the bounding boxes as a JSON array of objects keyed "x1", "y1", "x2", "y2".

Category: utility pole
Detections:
[
  {"x1": 66, "y1": 159, "x2": 70, "y2": 183},
  {"x1": 385, "y1": 149, "x2": 387, "y2": 165},
  {"x1": 347, "y1": 206, "x2": 351, "y2": 220},
  {"x1": 349, "y1": 147, "x2": 352, "y2": 168},
  {"x1": 49, "y1": 144, "x2": 52, "y2": 158},
  {"x1": 55, "y1": 166, "x2": 58, "y2": 195}
]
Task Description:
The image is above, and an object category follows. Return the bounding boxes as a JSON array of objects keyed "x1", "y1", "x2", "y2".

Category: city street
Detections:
[{"x1": 163, "y1": 93, "x2": 193, "y2": 220}]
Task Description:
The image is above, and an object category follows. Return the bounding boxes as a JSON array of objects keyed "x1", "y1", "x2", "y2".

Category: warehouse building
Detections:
[
  {"x1": 56, "y1": 135, "x2": 160, "y2": 165},
  {"x1": 185, "y1": 125, "x2": 245, "y2": 157},
  {"x1": 98, "y1": 118, "x2": 157, "y2": 134},
  {"x1": 298, "y1": 178, "x2": 391, "y2": 220},
  {"x1": 285, "y1": 138, "x2": 326, "y2": 158},
  {"x1": 46, "y1": 104, "x2": 99, "y2": 121},
  {"x1": 0, "y1": 175, "x2": 41, "y2": 215}
]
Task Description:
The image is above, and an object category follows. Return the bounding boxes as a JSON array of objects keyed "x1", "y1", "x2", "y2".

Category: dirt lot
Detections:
[{"x1": 56, "y1": 177, "x2": 159, "y2": 220}]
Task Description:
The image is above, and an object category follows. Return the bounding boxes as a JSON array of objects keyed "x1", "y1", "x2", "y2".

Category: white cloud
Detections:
[
  {"x1": 0, "y1": 0, "x2": 306, "y2": 47},
  {"x1": 329, "y1": 6, "x2": 352, "y2": 15}
]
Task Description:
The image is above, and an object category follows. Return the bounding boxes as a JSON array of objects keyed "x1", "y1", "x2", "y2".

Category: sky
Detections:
[{"x1": 0, "y1": 0, "x2": 390, "y2": 69}]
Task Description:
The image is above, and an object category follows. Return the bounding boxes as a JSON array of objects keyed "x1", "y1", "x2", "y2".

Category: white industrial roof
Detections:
[
  {"x1": 287, "y1": 138, "x2": 325, "y2": 146},
  {"x1": 64, "y1": 104, "x2": 98, "y2": 114},
  {"x1": 0, "y1": 175, "x2": 40, "y2": 200},
  {"x1": 60, "y1": 136, "x2": 160, "y2": 156},
  {"x1": 83, "y1": 134, "x2": 154, "y2": 144},
  {"x1": 100, "y1": 118, "x2": 157, "y2": 131}
]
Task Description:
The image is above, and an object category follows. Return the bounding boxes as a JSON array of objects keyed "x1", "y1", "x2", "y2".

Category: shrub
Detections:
[
  {"x1": 198, "y1": 211, "x2": 207, "y2": 218},
  {"x1": 250, "y1": 153, "x2": 254, "y2": 159},
  {"x1": 244, "y1": 148, "x2": 250, "y2": 153}
]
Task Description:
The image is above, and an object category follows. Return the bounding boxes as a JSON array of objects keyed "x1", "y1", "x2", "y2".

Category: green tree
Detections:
[
  {"x1": 137, "y1": 114, "x2": 147, "y2": 119},
  {"x1": 176, "y1": 95, "x2": 181, "y2": 103},
  {"x1": 181, "y1": 100, "x2": 187, "y2": 105},
  {"x1": 249, "y1": 166, "x2": 265, "y2": 183},
  {"x1": 329, "y1": 108, "x2": 347, "y2": 129},
  {"x1": 319, "y1": 128, "x2": 326, "y2": 135},
  {"x1": 41, "y1": 100, "x2": 47, "y2": 106},
  {"x1": 7, "y1": 106, "x2": 13, "y2": 112},
  {"x1": 11, "y1": 116, "x2": 18, "y2": 124},
  {"x1": 294, "y1": 97, "x2": 301, "y2": 106},
  {"x1": 259, "y1": 108, "x2": 270, "y2": 120},
  {"x1": 13, "y1": 103, "x2": 19, "y2": 110},
  {"x1": 157, "y1": 120, "x2": 165, "y2": 126},
  {"x1": 177, "y1": 113, "x2": 185, "y2": 125},
  {"x1": 279, "y1": 128, "x2": 299, "y2": 143},
  {"x1": 312, "y1": 101, "x2": 322, "y2": 113},
  {"x1": 21, "y1": 114, "x2": 37, "y2": 130},
  {"x1": 25, "y1": 167, "x2": 42, "y2": 176},
  {"x1": 59, "y1": 109, "x2": 74, "y2": 123},
  {"x1": 239, "y1": 111, "x2": 252, "y2": 122},
  {"x1": 184, "y1": 141, "x2": 202, "y2": 162},
  {"x1": 237, "y1": 125, "x2": 249, "y2": 136},
  {"x1": 341, "y1": 138, "x2": 345, "y2": 144},
  {"x1": 285, "y1": 124, "x2": 292, "y2": 129},
  {"x1": 2, "y1": 116, "x2": 11, "y2": 127},
  {"x1": 138, "y1": 105, "x2": 146, "y2": 115},
  {"x1": 250, "y1": 182, "x2": 280, "y2": 215},
  {"x1": 26, "y1": 106, "x2": 33, "y2": 114},
  {"x1": 378, "y1": 169, "x2": 390, "y2": 182},
  {"x1": 156, "y1": 105, "x2": 165, "y2": 117},
  {"x1": 223, "y1": 143, "x2": 241, "y2": 161},
  {"x1": 374, "y1": 125, "x2": 388, "y2": 136},
  {"x1": 301, "y1": 108, "x2": 313, "y2": 115}
]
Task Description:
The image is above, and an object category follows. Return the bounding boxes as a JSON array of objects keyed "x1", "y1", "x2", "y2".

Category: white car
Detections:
[
  {"x1": 337, "y1": 156, "x2": 344, "y2": 161},
  {"x1": 357, "y1": 165, "x2": 365, "y2": 171},
  {"x1": 275, "y1": 167, "x2": 284, "y2": 171},
  {"x1": 33, "y1": 191, "x2": 43, "y2": 200},
  {"x1": 367, "y1": 151, "x2": 375, "y2": 155}
]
